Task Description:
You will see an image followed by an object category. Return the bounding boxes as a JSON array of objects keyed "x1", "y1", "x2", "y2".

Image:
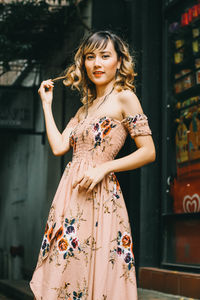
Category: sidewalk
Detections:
[
  {"x1": 0, "y1": 280, "x2": 198, "y2": 300},
  {"x1": 138, "y1": 288, "x2": 198, "y2": 299}
]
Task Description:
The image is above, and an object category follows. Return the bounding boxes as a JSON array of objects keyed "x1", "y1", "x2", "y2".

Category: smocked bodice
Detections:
[{"x1": 67, "y1": 114, "x2": 152, "y2": 164}]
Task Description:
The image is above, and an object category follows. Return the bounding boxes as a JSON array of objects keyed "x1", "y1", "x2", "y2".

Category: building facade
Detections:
[{"x1": 0, "y1": 0, "x2": 199, "y2": 298}]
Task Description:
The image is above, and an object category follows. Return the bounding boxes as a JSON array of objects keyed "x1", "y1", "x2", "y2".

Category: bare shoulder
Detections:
[{"x1": 116, "y1": 89, "x2": 144, "y2": 117}]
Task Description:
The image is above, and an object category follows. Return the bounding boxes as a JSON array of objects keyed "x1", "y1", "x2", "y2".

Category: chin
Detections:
[{"x1": 92, "y1": 78, "x2": 114, "y2": 86}]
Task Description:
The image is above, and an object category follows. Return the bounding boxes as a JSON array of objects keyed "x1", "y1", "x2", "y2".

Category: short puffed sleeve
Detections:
[{"x1": 121, "y1": 113, "x2": 152, "y2": 138}]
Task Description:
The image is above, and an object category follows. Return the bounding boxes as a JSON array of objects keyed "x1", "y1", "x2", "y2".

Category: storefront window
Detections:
[{"x1": 162, "y1": 0, "x2": 200, "y2": 269}]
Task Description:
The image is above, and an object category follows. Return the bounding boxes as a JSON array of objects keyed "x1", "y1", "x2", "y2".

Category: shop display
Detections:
[
  {"x1": 195, "y1": 57, "x2": 200, "y2": 67},
  {"x1": 174, "y1": 72, "x2": 194, "y2": 94},
  {"x1": 164, "y1": 0, "x2": 200, "y2": 270},
  {"x1": 196, "y1": 69, "x2": 200, "y2": 83},
  {"x1": 168, "y1": 2, "x2": 200, "y2": 214}
]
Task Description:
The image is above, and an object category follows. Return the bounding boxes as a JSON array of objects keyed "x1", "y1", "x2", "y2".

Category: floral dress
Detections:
[{"x1": 29, "y1": 113, "x2": 152, "y2": 300}]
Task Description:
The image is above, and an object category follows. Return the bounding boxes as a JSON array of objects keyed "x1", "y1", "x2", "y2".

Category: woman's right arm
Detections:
[{"x1": 39, "y1": 79, "x2": 74, "y2": 156}]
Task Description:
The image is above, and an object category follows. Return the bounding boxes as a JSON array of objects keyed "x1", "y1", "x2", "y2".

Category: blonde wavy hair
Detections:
[{"x1": 53, "y1": 31, "x2": 137, "y2": 105}]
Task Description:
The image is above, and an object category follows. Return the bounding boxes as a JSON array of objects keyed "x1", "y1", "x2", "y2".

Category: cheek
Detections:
[
  {"x1": 105, "y1": 60, "x2": 118, "y2": 73},
  {"x1": 84, "y1": 62, "x2": 92, "y2": 76}
]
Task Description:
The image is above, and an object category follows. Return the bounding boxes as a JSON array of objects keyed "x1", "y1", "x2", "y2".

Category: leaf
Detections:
[
  {"x1": 70, "y1": 218, "x2": 75, "y2": 225},
  {"x1": 118, "y1": 231, "x2": 122, "y2": 238}
]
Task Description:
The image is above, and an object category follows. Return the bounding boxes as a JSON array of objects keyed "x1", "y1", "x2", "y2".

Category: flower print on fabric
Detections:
[
  {"x1": 52, "y1": 277, "x2": 88, "y2": 299},
  {"x1": 56, "y1": 218, "x2": 82, "y2": 260},
  {"x1": 69, "y1": 133, "x2": 78, "y2": 151},
  {"x1": 36, "y1": 205, "x2": 56, "y2": 268},
  {"x1": 40, "y1": 222, "x2": 56, "y2": 258},
  {"x1": 92, "y1": 117, "x2": 117, "y2": 148},
  {"x1": 110, "y1": 172, "x2": 121, "y2": 201},
  {"x1": 109, "y1": 231, "x2": 135, "y2": 284},
  {"x1": 93, "y1": 172, "x2": 124, "y2": 215},
  {"x1": 47, "y1": 204, "x2": 101, "y2": 273},
  {"x1": 116, "y1": 231, "x2": 135, "y2": 269},
  {"x1": 121, "y1": 113, "x2": 152, "y2": 138}
]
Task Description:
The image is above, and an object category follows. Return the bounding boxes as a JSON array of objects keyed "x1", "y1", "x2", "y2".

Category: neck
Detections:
[{"x1": 96, "y1": 80, "x2": 115, "y2": 98}]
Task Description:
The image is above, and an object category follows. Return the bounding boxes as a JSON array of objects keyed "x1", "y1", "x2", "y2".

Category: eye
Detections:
[
  {"x1": 86, "y1": 55, "x2": 95, "y2": 60},
  {"x1": 102, "y1": 55, "x2": 110, "y2": 59}
]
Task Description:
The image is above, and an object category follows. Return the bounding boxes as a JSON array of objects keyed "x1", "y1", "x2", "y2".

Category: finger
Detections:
[
  {"x1": 86, "y1": 181, "x2": 97, "y2": 193},
  {"x1": 72, "y1": 176, "x2": 83, "y2": 188},
  {"x1": 42, "y1": 80, "x2": 54, "y2": 89},
  {"x1": 78, "y1": 177, "x2": 91, "y2": 190},
  {"x1": 43, "y1": 79, "x2": 54, "y2": 85},
  {"x1": 82, "y1": 179, "x2": 92, "y2": 190}
]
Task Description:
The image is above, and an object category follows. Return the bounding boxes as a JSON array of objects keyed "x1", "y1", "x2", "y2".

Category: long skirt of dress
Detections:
[{"x1": 30, "y1": 159, "x2": 138, "y2": 300}]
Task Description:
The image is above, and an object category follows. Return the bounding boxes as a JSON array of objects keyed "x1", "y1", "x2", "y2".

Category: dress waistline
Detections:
[{"x1": 71, "y1": 155, "x2": 113, "y2": 164}]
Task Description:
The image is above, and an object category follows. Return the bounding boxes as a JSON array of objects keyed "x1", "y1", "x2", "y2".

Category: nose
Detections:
[{"x1": 94, "y1": 55, "x2": 101, "y2": 67}]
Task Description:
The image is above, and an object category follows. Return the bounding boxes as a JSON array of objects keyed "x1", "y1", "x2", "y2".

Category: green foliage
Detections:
[{"x1": 0, "y1": 0, "x2": 84, "y2": 63}]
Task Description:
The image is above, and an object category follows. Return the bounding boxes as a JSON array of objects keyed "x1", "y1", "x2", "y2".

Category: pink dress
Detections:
[{"x1": 30, "y1": 113, "x2": 152, "y2": 300}]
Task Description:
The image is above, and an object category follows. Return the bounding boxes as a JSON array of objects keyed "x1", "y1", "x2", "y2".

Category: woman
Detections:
[{"x1": 30, "y1": 30, "x2": 156, "y2": 300}]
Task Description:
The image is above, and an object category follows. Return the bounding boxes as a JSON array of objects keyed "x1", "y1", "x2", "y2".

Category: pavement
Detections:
[
  {"x1": 0, "y1": 279, "x2": 198, "y2": 300},
  {"x1": 138, "y1": 289, "x2": 198, "y2": 300}
]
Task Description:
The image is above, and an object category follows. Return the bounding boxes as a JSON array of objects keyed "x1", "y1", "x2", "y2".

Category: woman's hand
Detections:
[
  {"x1": 72, "y1": 164, "x2": 109, "y2": 194},
  {"x1": 38, "y1": 79, "x2": 54, "y2": 106}
]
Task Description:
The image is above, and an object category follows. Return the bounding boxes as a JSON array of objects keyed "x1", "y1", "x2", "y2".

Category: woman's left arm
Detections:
[
  {"x1": 104, "y1": 135, "x2": 155, "y2": 174},
  {"x1": 104, "y1": 90, "x2": 156, "y2": 174}
]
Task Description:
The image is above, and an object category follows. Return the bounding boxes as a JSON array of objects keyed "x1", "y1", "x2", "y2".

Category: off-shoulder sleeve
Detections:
[{"x1": 121, "y1": 113, "x2": 152, "y2": 138}]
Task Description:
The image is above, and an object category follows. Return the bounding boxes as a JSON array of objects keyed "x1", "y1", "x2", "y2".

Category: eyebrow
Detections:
[{"x1": 86, "y1": 50, "x2": 112, "y2": 55}]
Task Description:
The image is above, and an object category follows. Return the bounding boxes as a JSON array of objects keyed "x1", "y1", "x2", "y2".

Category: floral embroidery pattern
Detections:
[
  {"x1": 52, "y1": 277, "x2": 88, "y2": 299},
  {"x1": 121, "y1": 113, "x2": 152, "y2": 137},
  {"x1": 92, "y1": 117, "x2": 117, "y2": 148},
  {"x1": 101, "y1": 172, "x2": 123, "y2": 214},
  {"x1": 48, "y1": 205, "x2": 86, "y2": 271},
  {"x1": 109, "y1": 231, "x2": 135, "y2": 283},
  {"x1": 124, "y1": 114, "x2": 146, "y2": 128},
  {"x1": 109, "y1": 172, "x2": 121, "y2": 200},
  {"x1": 70, "y1": 133, "x2": 78, "y2": 151},
  {"x1": 47, "y1": 204, "x2": 101, "y2": 273},
  {"x1": 41, "y1": 222, "x2": 56, "y2": 256},
  {"x1": 56, "y1": 218, "x2": 82, "y2": 259},
  {"x1": 36, "y1": 205, "x2": 56, "y2": 268}
]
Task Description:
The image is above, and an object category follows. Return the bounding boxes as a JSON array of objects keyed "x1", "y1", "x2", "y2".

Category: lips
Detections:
[{"x1": 93, "y1": 71, "x2": 105, "y2": 77}]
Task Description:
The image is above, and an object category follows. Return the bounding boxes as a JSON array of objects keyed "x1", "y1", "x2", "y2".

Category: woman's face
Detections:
[{"x1": 84, "y1": 39, "x2": 121, "y2": 87}]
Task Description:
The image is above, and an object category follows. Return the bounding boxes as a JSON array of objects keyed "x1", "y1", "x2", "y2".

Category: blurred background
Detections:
[{"x1": 0, "y1": 0, "x2": 200, "y2": 299}]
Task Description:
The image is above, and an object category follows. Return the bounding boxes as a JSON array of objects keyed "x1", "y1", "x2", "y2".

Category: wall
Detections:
[
  {"x1": 92, "y1": 0, "x2": 162, "y2": 279},
  {"x1": 0, "y1": 95, "x2": 57, "y2": 279},
  {"x1": 0, "y1": 0, "x2": 92, "y2": 280},
  {"x1": 139, "y1": 0, "x2": 162, "y2": 268}
]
